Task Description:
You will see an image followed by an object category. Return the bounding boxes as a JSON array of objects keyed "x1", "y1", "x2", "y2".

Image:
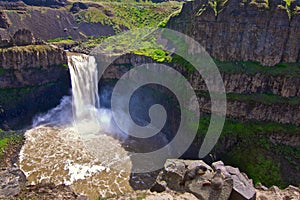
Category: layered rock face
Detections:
[
  {"x1": 0, "y1": 31, "x2": 70, "y2": 129},
  {"x1": 99, "y1": 54, "x2": 300, "y2": 126},
  {"x1": 167, "y1": 0, "x2": 300, "y2": 66}
]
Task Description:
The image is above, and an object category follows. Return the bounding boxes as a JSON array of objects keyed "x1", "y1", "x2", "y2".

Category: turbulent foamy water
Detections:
[
  {"x1": 19, "y1": 126, "x2": 133, "y2": 199},
  {"x1": 19, "y1": 53, "x2": 169, "y2": 199}
]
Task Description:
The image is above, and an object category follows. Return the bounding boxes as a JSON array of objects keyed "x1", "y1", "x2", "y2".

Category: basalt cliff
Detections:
[
  {"x1": 167, "y1": 0, "x2": 300, "y2": 66},
  {"x1": 0, "y1": 30, "x2": 70, "y2": 129}
]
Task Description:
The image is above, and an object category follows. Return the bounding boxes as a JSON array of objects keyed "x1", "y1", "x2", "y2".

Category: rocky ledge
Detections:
[{"x1": 0, "y1": 159, "x2": 299, "y2": 200}]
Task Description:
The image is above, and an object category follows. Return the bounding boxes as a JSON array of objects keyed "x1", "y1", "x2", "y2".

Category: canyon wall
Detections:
[
  {"x1": 99, "y1": 53, "x2": 300, "y2": 186},
  {"x1": 0, "y1": 37, "x2": 70, "y2": 129},
  {"x1": 167, "y1": 0, "x2": 300, "y2": 66},
  {"x1": 99, "y1": 54, "x2": 300, "y2": 126}
]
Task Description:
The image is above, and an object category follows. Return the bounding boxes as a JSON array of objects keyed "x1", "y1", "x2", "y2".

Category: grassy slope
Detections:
[
  {"x1": 73, "y1": 1, "x2": 182, "y2": 32},
  {"x1": 49, "y1": 1, "x2": 182, "y2": 50}
]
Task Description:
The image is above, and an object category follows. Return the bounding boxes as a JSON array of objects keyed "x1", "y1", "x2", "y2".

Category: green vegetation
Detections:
[
  {"x1": 215, "y1": 60, "x2": 300, "y2": 77},
  {"x1": 74, "y1": 1, "x2": 182, "y2": 50},
  {"x1": 76, "y1": 36, "x2": 108, "y2": 49},
  {"x1": 0, "y1": 135, "x2": 23, "y2": 159},
  {"x1": 142, "y1": 51, "x2": 300, "y2": 77},
  {"x1": 74, "y1": 1, "x2": 182, "y2": 32},
  {"x1": 172, "y1": 54, "x2": 196, "y2": 73},
  {"x1": 197, "y1": 116, "x2": 300, "y2": 187},
  {"x1": 278, "y1": 0, "x2": 299, "y2": 19},
  {"x1": 208, "y1": 0, "x2": 229, "y2": 16},
  {"x1": 47, "y1": 37, "x2": 74, "y2": 44},
  {"x1": 131, "y1": 50, "x2": 300, "y2": 77},
  {"x1": 223, "y1": 140, "x2": 282, "y2": 187},
  {"x1": 227, "y1": 92, "x2": 300, "y2": 106},
  {"x1": 0, "y1": 45, "x2": 54, "y2": 53},
  {"x1": 134, "y1": 49, "x2": 171, "y2": 62},
  {"x1": 222, "y1": 138, "x2": 300, "y2": 187},
  {"x1": 198, "y1": 116, "x2": 300, "y2": 138},
  {"x1": 0, "y1": 69, "x2": 5, "y2": 75},
  {"x1": 61, "y1": 64, "x2": 68, "y2": 68},
  {"x1": 136, "y1": 193, "x2": 147, "y2": 200},
  {"x1": 158, "y1": 5, "x2": 182, "y2": 28},
  {"x1": 196, "y1": 91, "x2": 300, "y2": 106}
]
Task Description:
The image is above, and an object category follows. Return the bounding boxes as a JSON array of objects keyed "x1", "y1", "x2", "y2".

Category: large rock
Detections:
[
  {"x1": 187, "y1": 175, "x2": 233, "y2": 200},
  {"x1": 212, "y1": 161, "x2": 256, "y2": 200},
  {"x1": 151, "y1": 159, "x2": 234, "y2": 200},
  {"x1": 12, "y1": 29, "x2": 35, "y2": 46},
  {"x1": 0, "y1": 168, "x2": 26, "y2": 198},
  {"x1": 153, "y1": 159, "x2": 213, "y2": 192},
  {"x1": 70, "y1": 2, "x2": 88, "y2": 14}
]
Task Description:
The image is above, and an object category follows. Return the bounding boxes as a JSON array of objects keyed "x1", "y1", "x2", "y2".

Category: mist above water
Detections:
[{"x1": 32, "y1": 54, "x2": 125, "y2": 138}]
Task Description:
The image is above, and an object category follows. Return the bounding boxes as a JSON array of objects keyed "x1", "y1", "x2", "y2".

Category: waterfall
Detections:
[
  {"x1": 68, "y1": 54, "x2": 102, "y2": 134},
  {"x1": 68, "y1": 54, "x2": 100, "y2": 119}
]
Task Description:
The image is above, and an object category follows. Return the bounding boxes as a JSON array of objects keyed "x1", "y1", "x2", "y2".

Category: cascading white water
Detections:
[{"x1": 68, "y1": 54, "x2": 100, "y2": 121}]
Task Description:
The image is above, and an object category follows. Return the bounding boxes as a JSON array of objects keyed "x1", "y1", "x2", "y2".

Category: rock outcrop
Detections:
[
  {"x1": 167, "y1": 0, "x2": 300, "y2": 66},
  {"x1": 256, "y1": 185, "x2": 300, "y2": 200},
  {"x1": 70, "y1": 2, "x2": 89, "y2": 14},
  {"x1": 0, "y1": 29, "x2": 38, "y2": 48},
  {"x1": 212, "y1": 161, "x2": 256, "y2": 200},
  {"x1": 12, "y1": 29, "x2": 35, "y2": 46},
  {"x1": 150, "y1": 159, "x2": 256, "y2": 200}
]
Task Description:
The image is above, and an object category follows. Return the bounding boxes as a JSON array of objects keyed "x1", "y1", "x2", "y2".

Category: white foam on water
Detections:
[
  {"x1": 19, "y1": 125, "x2": 133, "y2": 199},
  {"x1": 63, "y1": 159, "x2": 106, "y2": 185}
]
